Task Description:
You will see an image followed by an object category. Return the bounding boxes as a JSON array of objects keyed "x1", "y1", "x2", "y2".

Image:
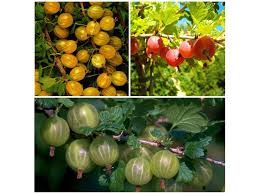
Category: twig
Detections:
[
  {"x1": 135, "y1": 55, "x2": 147, "y2": 95},
  {"x1": 35, "y1": 106, "x2": 54, "y2": 117},
  {"x1": 112, "y1": 133, "x2": 225, "y2": 167},
  {"x1": 149, "y1": 59, "x2": 154, "y2": 96},
  {"x1": 80, "y1": 2, "x2": 86, "y2": 17},
  {"x1": 44, "y1": 28, "x2": 67, "y2": 78}
]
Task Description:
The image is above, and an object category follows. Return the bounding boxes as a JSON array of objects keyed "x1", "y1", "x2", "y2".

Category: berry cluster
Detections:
[{"x1": 131, "y1": 35, "x2": 216, "y2": 67}]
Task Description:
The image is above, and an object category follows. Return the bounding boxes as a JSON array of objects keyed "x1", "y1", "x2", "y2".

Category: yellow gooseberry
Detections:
[
  {"x1": 109, "y1": 36, "x2": 122, "y2": 50},
  {"x1": 86, "y1": 21, "x2": 100, "y2": 36},
  {"x1": 96, "y1": 73, "x2": 111, "y2": 88},
  {"x1": 107, "y1": 52, "x2": 123, "y2": 66},
  {"x1": 76, "y1": 49, "x2": 90, "y2": 63},
  {"x1": 102, "y1": 86, "x2": 116, "y2": 96},
  {"x1": 55, "y1": 39, "x2": 67, "y2": 52},
  {"x1": 53, "y1": 25, "x2": 69, "y2": 39},
  {"x1": 75, "y1": 26, "x2": 88, "y2": 41},
  {"x1": 87, "y1": 5, "x2": 104, "y2": 20},
  {"x1": 58, "y1": 13, "x2": 73, "y2": 28},
  {"x1": 83, "y1": 87, "x2": 100, "y2": 96},
  {"x1": 44, "y1": 2, "x2": 60, "y2": 15},
  {"x1": 61, "y1": 54, "x2": 78, "y2": 68},
  {"x1": 93, "y1": 31, "x2": 110, "y2": 46},
  {"x1": 100, "y1": 16, "x2": 115, "y2": 31},
  {"x1": 116, "y1": 90, "x2": 127, "y2": 96},
  {"x1": 63, "y1": 40, "x2": 77, "y2": 54},
  {"x1": 91, "y1": 54, "x2": 106, "y2": 68},
  {"x1": 111, "y1": 71, "x2": 127, "y2": 86},
  {"x1": 66, "y1": 81, "x2": 83, "y2": 96},
  {"x1": 99, "y1": 45, "x2": 116, "y2": 59},
  {"x1": 70, "y1": 66, "x2": 86, "y2": 81},
  {"x1": 35, "y1": 82, "x2": 41, "y2": 96}
]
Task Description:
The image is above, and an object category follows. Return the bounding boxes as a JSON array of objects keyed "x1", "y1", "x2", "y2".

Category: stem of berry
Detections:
[
  {"x1": 77, "y1": 169, "x2": 83, "y2": 179},
  {"x1": 160, "y1": 179, "x2": 166, "y2": 191},
  {"x1": 105, "y1": 164, "x2": 112, "y2": 175},
  {"x1": 49, "y1": 146, "x2": 55, "y2": 157},
  {"x1": 135, "y1": 185, "x2": 141, "y2": 192}
]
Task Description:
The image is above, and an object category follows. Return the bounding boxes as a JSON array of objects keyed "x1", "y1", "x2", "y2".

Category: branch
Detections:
[
  {"x1": 80, "y1": 2, "x2": 86, "y2": 17},
  {"x1": 135, "y1": 55, "x2": 147, "y2": 95},
  {"x1": 112, "y1": 133, "x2": 225, "y2": 167},
  {"x1": 44, "y1": 27, "x2": 67, "y2": 78}
]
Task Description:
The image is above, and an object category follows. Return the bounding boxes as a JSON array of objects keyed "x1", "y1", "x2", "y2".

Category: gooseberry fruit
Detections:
[
  {"x1": 76, "y1": 49, "x2": 89, "y2": 63},
  {"x1": 101, "y1": 85, "x2": 117, "y2": 96},
  {"x1": 179, "y1": 41, "x2": 194, "y2": 58},
  {"x1": 89, "y1": 135, "x2": 119, "y2": 168},
  {"x1": 66, "y1": 81, "x2": 83, "y2": 96},
  {"x1": 63, "y1": 40, "x2": 77, "y2": 54},
  {"x1": 109, "y1": 36, "x2": 122, "y2": 50},
  {"x1": 70, "y1": 66, "x2": 86, "y2": 81},
  {"x1": 140, "y1": 125, "x2": 169, "y2": 142},
  {"x1": 103, "y1": 9, "x2": 113, "y2": 17},
  {"x1": 147, "y1": 36, "x2": 164, "y2": 55},
  {"x1": 99, "y1": 45, "x2": 116, "y2": 59},
  {"x1": 160, "y1": 46, "x2": 170, "y2": 60},
  {"x1": 96, "y1": 73, "x2": 111, "y2": 88},
  {"x1": 75, "y1": 26, "x2": 88, "y2": 41},
  {"x1": 125, "y1": 157, "x2": 153, "y2": 191},
  {"x1": 87, "y1": 5, "x2": 104, "y2": 20},
  {"x1": 65, "y1": 139, "x2": 95, "y2": 179},
  {"x1": 100, "y1": 16, "x2": 115, "y2": 31},
  {"x1": 55, "y1": 39, "x2": 67, "y2": 52},
  {"x1": 57, "y1": 13, "x2": 73, "y2": 28},
  {"x1": 90, "y1": 2, "x2": 103, "y2": 6},
  {"x1": 93, "y1": 31, "x2": 110, "y2": 46},
  {"x1": 165, "y1": 48, "x2": 184, "y2": 67},
  {"x1": 111, "y1": 71, "x2": 127, "y2": 86},
  {"x1": 53, "y1": 25, "x2": 69, "y2": 39},
  {"x1": 86, "y1": 21, "x2": 101, "y2": 36},
  {"x1": 91, "y1": 54, "x2": 106, "y2": 68},
  {"x1": 44, "y1": 2, "x2": 60, "y2": 15},
  {"x1": 35, "y1": 82, "x2": 41, "y2": 96},
  {"x1": 83, "y1": 87, "x2": 100, "y2": 96},
  {"x1": 64, "y1": 2, "x2": 75, "y2": 14},
  {"x1": 116, "y1": 90, "x2": 127, "y2": 96},
  {"x1": 131, "y1": 38, "x2": 139, "y2": 55},
  {"x1": 38, "y1": 90, "x2": 52, "y2": 96},
  {"x1": 61, "y1": 54, "x2": 78, "y2": 68},
  {"x1": 192, "y1": 160, "x2": 213, "y2": 187},
  {"x1": 67, "y1": 102, "x2": 100, "y2": 134},
  {"x1": 40, "y1": 115, "x2": 70, "y2": 157},
  {"x1": 105, "y1": 64, "x2": 116, "y2": 74},
  {"x1": 151, "y1": 150, "x2": 179, "y2": 179},
  {"x1": 192, "y1": 36, "x2": 216, "y2": 60},
  {"x1": 107, "y1": 52, "x2": 123, "y2": 66}
]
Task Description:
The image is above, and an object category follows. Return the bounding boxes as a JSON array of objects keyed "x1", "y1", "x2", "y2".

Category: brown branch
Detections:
[
  {"x1": 135, "y1": 55, "x2": 147, "y2": 95},
  {"x1": 44, "y1": 27, "x2": 67, "y2": 78},
  {"x1": 112, "y1": 134, "x2": 225, "y2": 167}
]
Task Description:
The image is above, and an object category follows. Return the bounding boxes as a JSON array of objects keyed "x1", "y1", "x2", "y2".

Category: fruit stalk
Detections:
[
  {"x1": 135, "y1": 185, "x2": 141, "y2": 192},
  {"x1": 160, "y1": 179, "x2": 166, "y2": 191},
  {"x1": 49, "y1": 146, "x2": 55, "y2": 157},
  {"x1": 77, "y1": 169, "x2": 83, "y2": 179},
  {"x1": 105, "y1": 164, "x2": 113, "y2": 175},
  {"x1": 80, "y1": 2, "x2": 86, "y2": 16}
]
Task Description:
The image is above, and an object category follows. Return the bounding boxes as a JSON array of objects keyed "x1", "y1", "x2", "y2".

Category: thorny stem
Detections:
[
  {"x1": 112, "y1": 133, "x2": 225, "y2": 167},
  {"x1": 44, "y1": 27, "x2": 67, "y2": 79}
]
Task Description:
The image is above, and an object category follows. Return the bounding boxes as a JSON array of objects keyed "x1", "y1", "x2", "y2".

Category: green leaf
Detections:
[
  {"x1": 57, "y1": 99, "x2": 74, "y2": 108},
  {"x1": 40, "y1": 76, "x2": 56, "y2": 90},
  {"x1": 98, "y1": 174, "x2": 109, "y2": 187},
  {"x1": 184, "y1": 136, "x2": 212, "y2": 159},
  {"x1": 35, "y1": 3, "x2": 45, "y2": 20},
  {"x1": 109, "y1": 161, "x2": 126, "y2": 192},
  {"x1": 176, "y1": 162, "x2": 193, "y2": 183},
  {"x1": 81, "y1": 127, "x2": 95, "y2": 136},
  {"x1": 188, "y1": 2, "x2": 208, "y2": 24},
  {"x1": 164, "y1": 104, "x2": 208, "y2": 133},
  {"x1": 127, "y1": 134, "x2": 140, "y2": 149},
  {"x1": 131, "y1": 117, "x2": 146, "y2": 135},
  {"x1": 35, "y1": 99, "x2": 59, "y2": 108}
]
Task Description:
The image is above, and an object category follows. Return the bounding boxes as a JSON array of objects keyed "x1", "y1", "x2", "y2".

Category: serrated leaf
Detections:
[
  {"x1": 81, "y1": 127, "x2": 95, "y2": 136},
  {"x1": 131, "y1": 117, "x2": 146, "y2": 135},
  {"x1": 35, "y1": 3, "x2": 45, "y2": 20},
  {"x1": 184, "y1": 136, "x2": 212, "y2": 159},
  {"x1": 57, "y1": 99, "x2": 74, "y2": 108},
  {"x1": 176, "y1": 162, "x2": 193, "y2": 183},
  {"x1": 98, "y1": 174, "x2": 109, "y2": 187},
  {"x1": 35, "y1": 99, "x2": 59, "y2": 108},
  {"x1": 127, "y1": 134, "x2": 140, "y2": 149},
  {"x1": 188, "y1": 2, "x2": 208, "y2": 24},
  {"x1": 40, "y1": 76, "x2": 56, "y2": 90},
  {"x1": 109, "y1": 161, "x2": 126, "y2": 192},
  {"x1": 164, "y1": 104, "x2": 208, "y2": 133},
  {"x1": 99, "y1": 111, "x2": 110, "y2": 122}
]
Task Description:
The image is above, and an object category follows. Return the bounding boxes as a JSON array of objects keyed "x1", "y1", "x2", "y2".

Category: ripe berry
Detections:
[
  {"x1": 89, "y1": 135, "x2": 119, "y2": 168},
  {"x1": 107, "y1": 52, "x2": 123, "y2": 66},
  {"x1": 111, "y1": 71, "x2": 127, "y2": 86},
  {"x1": 96, "y1": 73, "x2": 112, "y2": 88},
  {"x1": 160, "y1": 46, "x2": 170, "y2": 60},
  {"x1": 102, "y1": 85, "x2": 117, "y2": 96},
  {"x1": 179, "y1": 41, "x2": 194, "y2": 58},
  {"x1": 165, "y1": 48, "x2": 184, "y2": 67},
  {"x1": 125, "y1": 157, "x2": 153, "y2": 190},
  {"x1": 192, "y1": 36, "x2": 216, "y2": 60},
  {"x1": 192, "y1": 160, "x2": 213, "y2": 187},
  {"x1": 131, "y1": 38, "x2": 139, "y2": 55},
  {"x1": 87, "y1": 5, "x2": 104, "y2": 20},
  {"x1": 67, "y1": 102, "x2": 100, "y2": 134},
  {"x1": 147, "y1": 36, "x2": 164, "y2": 55},
  {"x1": 66, "y1": 139, "x2": 95, "y2": 179},
  {"x1": 150, "y1": 150, "x2": 179, "y2": 179},
  {"x1": 40, "y1": 115, "x2": 70, "y2": 157},
  {"x1": 83, "y1": 87, "x2": 100, "y2": 96}
]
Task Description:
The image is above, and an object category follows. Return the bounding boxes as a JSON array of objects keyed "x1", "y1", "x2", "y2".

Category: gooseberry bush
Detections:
[
  {"x1": 35, "y1": 98, "x2": 225, "y2": 191},
  {"x1": 131, "y1": 2, "x2": 225, "y2": 96},
  {"x1": 35, "y1": 2, "x2": 128, "y2": 96}
]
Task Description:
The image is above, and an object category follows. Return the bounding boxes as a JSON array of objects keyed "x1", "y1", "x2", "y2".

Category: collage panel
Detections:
[
  {"x1": 130, "y1": 2, "x2": 225, "y2": 96},
  {"x1": 35, "y1": 1, "x2": 129, "y2": 96},
  {"x1": 35, "y1": 98, "x2": 225, "y2": 192}
]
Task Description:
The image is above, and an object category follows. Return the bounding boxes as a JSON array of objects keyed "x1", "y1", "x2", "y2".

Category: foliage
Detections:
[
  {"x1": 131, "y1": 2, "x2": 225, "y2": 96},
  {"x1": 35, "y1": 98, "x2": 225, "y2": 192}
]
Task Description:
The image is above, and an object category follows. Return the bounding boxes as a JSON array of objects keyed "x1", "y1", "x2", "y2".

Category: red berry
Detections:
[
  {"x1": 160, "y1": 46, "x2": 170, "y2": 60},
  {"x1": 146, "y1": 47, "x2": 152, "y2": 58},
  {"x1": 165, "y1": 48, "x2": 185, "y2": 67},
  {"x1": 179, "y1": 41, "x2": 194, "y2": 58},
  {"x1": 147, "y1": 36, "x2": 164, "y2": 55},
  {"x1": 131, "y1": 38, "x2": 139, "y2": 55},
  {"x1": 192, "y1": 36, "x2": 216, "y2": 60}
]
